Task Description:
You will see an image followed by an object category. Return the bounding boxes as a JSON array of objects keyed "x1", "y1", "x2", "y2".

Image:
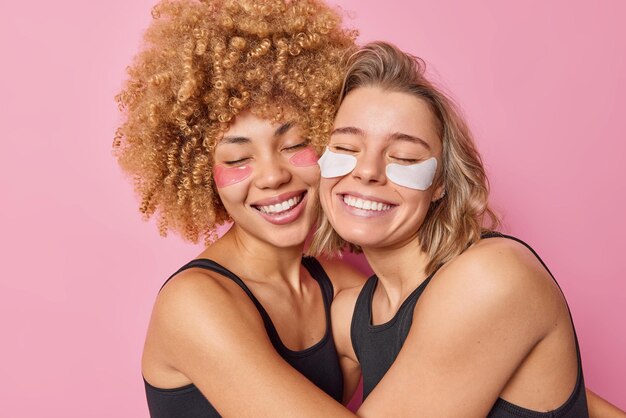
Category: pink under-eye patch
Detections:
[
  {"x1": 289, "y1": 146, "x2": 319, "y2": 167},
  {"x1": 213, "y1": 164, "x2": 253, "y2": 188}
]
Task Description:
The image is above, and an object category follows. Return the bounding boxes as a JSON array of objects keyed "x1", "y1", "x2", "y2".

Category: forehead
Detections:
[
  {"x1": 333, "y1": 87, "x2": 441, "y2": 151},
  {"x1": 220, "y1": 112, "x2": 277, "y2": 138}
]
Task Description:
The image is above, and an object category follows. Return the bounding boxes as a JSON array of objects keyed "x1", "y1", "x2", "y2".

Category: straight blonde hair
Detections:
[{"x1": 309, "y1": 41, "x2": 499, "y2": 275}]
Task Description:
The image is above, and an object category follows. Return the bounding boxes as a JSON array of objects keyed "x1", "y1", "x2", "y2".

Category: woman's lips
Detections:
[
  {"x1": 337, "y1": 192, "x2": 397, "y2": 218},
  {"x1": 252, "y1": 191, "x2": 308, "y2": 225}
]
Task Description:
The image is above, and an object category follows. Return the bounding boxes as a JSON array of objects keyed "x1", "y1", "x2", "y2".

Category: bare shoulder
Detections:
[
  {"x1": 331, "y1": 281, "x2": 365, "y2": 363},
  {"x1": 144, "y1": 266, "x2": 356, "y2": 417},
  {"x1": 143, "y1": 263, "x2": 270, "y2": 388},
  {"x1": 331, "y1": 283, "x2": 362, "y2": 332},
  {"x1": 332, "y1": 282, "x2": 364, "y2": 319},
  {"x1": 358, "y1": 237, "x2": 574, "y2": 417},
  {"x1": 436, "y1": 236, "x2": 556, "y2": 300},
  {"x1": 151, "y1": 266, "x2": 265, "y2": 346},
  {"x1": 416, "y1": 236, "x2": 561, "y2": 338},
  {"x1": 316, "y1": 255, "x2": 367, "y2": 295},
  {"x1": 331, "y1": 281, "x2": 366, "y2": 337}
]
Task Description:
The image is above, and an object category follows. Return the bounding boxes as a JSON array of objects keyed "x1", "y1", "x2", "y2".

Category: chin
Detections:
[
  {"x1": 336, "y1": 225, "x2": 406, "y2": 251},
  {"x1": 270, "y1": 225, "x2": 312, "y2": 249},
  {"x1": 270, "y1": 236, "x2": 307, "y2": 249},
  {"x1": 333, "y1": 228, "x2": 373, "y2": 249}
]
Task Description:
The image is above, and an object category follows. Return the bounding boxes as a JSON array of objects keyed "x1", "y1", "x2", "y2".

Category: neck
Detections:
[
  {"x1": 362, "y1": 235, "x2": 431, "y2": 307},
  {"x1": 201, "y1": 223, "x2": 306, "y2": 291}
]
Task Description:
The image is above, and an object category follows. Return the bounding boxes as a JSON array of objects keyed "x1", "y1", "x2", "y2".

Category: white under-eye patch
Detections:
[
  {"x1": 386, "y1": 157, "x2": 437, "y2": 190},
  {"x1": 318, "y1": 147, "x2": 357, "y2": 178},
  {"x1": 319, "y1": 147, "x2": 437, "y2": 190}
]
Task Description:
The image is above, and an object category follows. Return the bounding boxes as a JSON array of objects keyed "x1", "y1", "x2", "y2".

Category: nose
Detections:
[
  {"x1": 254, "y1": 155, "x2": 292, "y2": 189},
  {"x1": 352, "y1": 150, "x2": 386, "y2": 185}
]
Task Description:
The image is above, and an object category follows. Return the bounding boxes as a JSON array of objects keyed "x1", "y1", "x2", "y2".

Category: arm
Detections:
[
  {"x1": 587, "y1": 389, "x2": 626, "y2": 418},
  {"x1": 319, "y1": 256, "x2": 366, "y2": 403},
  {"x1": 331, "y1": 286, "x2": 363, "y2": 404},
  {"x1": 148, "y1": 271, "x2": 357, "y2": 417},
  {"x1": 358, "y1": 239, "x2": 570, "y2": 417}
]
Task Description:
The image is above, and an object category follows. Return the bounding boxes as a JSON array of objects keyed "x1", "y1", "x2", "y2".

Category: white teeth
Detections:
[
  {"x1": 342, "y1": 195, "x2": 392, "y2": 211},
  {"x1": 258, "y1": 194, "x2": 303, "y2": 214}
]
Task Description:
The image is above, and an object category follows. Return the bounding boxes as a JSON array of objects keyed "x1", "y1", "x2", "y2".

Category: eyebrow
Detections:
[
  {"x1": 389, "y1": 132, "x2": 431, "y2": 150},
  {"x1": 219, "y1": 122, "x2": 294, "y2": 145},
  {"x1": 219, "y1": 135, "x2": 250, "y2": 145},
  {"x1": 331, "y1": 127, "x2": 431, "y2": 150},
  {"x1": 330, "y1": 126, "x2": 364, "y2": 137},
  {"x1": 274, "y1": 121, "x2": 294, "y2": 137}
]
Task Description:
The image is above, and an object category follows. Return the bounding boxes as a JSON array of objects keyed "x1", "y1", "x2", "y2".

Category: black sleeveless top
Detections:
[
  {"x1": 144, "y1": 256, "x2": 343, "y2": 417},
  {"x1": 351, "y1": 233, "x2": 588, "y2": 417}
]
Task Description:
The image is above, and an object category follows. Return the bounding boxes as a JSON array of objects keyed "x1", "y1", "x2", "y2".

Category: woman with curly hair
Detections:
[
  {"x1": 114, "y1": 0, "x2": 366, "y2": 416},
  {"x1": 314, "y1": 41, "x2": 623, "y2": 417}
]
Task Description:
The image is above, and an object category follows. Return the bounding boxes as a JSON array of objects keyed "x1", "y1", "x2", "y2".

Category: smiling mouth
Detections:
[
  {"x1": 253, "y1": 192, "x2": 305, "y2": 215},
  {"x1": 341, "y1": 194, "x2": 395, "y2": 212}
]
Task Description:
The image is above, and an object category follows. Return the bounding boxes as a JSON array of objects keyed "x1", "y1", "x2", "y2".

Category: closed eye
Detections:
[
  {"x1": 283, "y1": 140, "x2": 309, "y2": 152},
  {"x1": 223, "y1": 157, "x2": 251, "y2": 166},
  {"x1": 391, "y1": 156, "x2": 419, "y2": 164},
  {"x1": 331, "y1": 145, "x2": 358, "y2": 153}
]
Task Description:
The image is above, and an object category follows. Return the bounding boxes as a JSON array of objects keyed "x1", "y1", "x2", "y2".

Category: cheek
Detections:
[
  {"x1": 292, "y1": 163, "x2": 321, "y2": 187},
  {"x1": 318, "y1": 179, "x2": 337, "y2": 210},
  {"x1": 216, "y1": 181, "x2": 249, "y2": 216},
  {"x1": 399, "y1": 190, "x2": 433, "y2": 227},
  {"x1": 385, "y1": 157, "x2": 437, "y2": 191},
  {"x1": 318, "y1": 148, "x2": 357, "y2": 178},
  {"x1": 213, "y1": 164, "x2": 252, "y2": 188},
  {"x1": 289, "y1": 146, "x2": 319, "y2": 167}
]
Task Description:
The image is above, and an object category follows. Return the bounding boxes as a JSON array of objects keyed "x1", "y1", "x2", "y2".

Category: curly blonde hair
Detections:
[
  {"x1": 113, "y1": 0, "x2": 356, "y2": 243},
  {"x1": 309, "y1": 41, "x2": 500, "y2": 274}
]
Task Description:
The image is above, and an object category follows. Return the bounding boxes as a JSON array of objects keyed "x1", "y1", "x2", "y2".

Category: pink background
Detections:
[{"x1": 1, "y1": 0, "x2": 624, "y2": 416}]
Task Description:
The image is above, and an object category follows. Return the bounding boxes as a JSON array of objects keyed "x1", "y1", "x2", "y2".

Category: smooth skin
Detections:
[
  {"x1": 588, "y1": 392, "x2": 626, "y2": 418},
  {"x1": 141, "y1": 109, "x2": 622, "y2": 416},
  {"x1": 323, "y1": 87, "x2": 624, "y2": 417},
  {"x1": 141, "y1": 112, "x2": 363, "y2": 417}
]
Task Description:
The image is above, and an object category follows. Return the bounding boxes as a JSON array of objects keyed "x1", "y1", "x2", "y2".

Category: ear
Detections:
[{"x1": 431, "y1": 182, "x2": 446, "y2": 203}]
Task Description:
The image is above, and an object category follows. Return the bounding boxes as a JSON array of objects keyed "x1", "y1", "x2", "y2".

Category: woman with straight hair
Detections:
[{"x1": 313, "y1": 41, "x2": 623, "y2": 417}]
